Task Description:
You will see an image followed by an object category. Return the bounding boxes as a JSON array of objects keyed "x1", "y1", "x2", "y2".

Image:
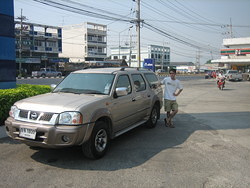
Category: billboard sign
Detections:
[{"x1": 143, "y1": 58, "x2": 155, "y2": 72}]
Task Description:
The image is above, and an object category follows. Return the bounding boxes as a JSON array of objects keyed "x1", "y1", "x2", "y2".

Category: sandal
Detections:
[
  {"x1": 169, "y1": 120, "x2": 175, "y2": 128},
  {"x1": 164, "y1": 118, "x2": 171, "y2": 127},
  {"x1": 164, "y1": 118, "x2": 168, "y2": 127}
]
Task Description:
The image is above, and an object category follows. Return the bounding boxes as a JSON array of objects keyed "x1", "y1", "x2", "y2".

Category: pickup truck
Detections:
[
  {"x1": 225, "y1": 70, "x2": 242, "y2": 81},
  {"x1": 5, "y1": 67, "x2": 163, "y2": 159},
  {"x1": 32, "y1": 68, "x2": 62, "y2": 78}
]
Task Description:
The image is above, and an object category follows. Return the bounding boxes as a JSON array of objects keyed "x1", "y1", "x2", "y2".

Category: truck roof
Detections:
[{"x1": 73, "y1": 67, "x2": 154, "y2": 74}]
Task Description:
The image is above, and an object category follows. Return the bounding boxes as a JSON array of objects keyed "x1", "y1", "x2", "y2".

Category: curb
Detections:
[
  {"x1": 0, "y1": 125, "x2": 7, "y2": 139},
  {"x1": 16, "y1": 76, "x2": 64, "y2": 80}
]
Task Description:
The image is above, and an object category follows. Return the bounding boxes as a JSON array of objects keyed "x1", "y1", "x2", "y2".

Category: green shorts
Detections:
[{"x1": 164, "y1": 99, "x2": 178, "y2": 112}]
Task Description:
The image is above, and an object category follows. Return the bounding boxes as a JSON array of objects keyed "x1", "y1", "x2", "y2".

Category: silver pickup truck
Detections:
[
  {"x1": 225, "y1": 70, "x2": 242, "y2": 81},
  {"x1": 32, "y1": 68, "x2": 62, "y2": 78},
  {"x1": 5, "y1": 67, "x2": 163, "y2": 159}
]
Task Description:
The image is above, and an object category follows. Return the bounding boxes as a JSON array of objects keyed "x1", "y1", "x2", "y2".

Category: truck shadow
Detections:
[{"x1": 29, "y1": 111, "x2": 250, "y2": 171}]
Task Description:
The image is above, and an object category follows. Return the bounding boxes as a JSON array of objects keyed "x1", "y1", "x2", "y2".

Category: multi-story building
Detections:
[
  {"x1": 110, "y1": 45, "x2": 170, "y2": 69},
  {"x1": 0, "y1": 0, "x2": 15, "y2": 89},
  {"x1": 61, "y1": 22, "x2": 107, "y2": 62},
  {"x1": 15, "y1": 21, "x2": 63, "y2": 75},
  {"x1": 212, "y1": 37, "x2": 250, "y2": 72}
]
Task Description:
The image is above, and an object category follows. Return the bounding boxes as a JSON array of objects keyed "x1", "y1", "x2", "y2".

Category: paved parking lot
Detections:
[{"x1": 0, "y1": 78, "x2": 249, "y2": 187}]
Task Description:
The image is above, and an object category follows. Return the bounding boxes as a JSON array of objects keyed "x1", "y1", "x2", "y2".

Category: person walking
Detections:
[{"x1": 161, "y1": 69, "x2": 183, "y2": 128}]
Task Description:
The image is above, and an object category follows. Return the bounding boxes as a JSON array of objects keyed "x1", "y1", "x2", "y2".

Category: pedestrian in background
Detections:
[{"x1": 161, "y1": 69, "x2": 183, "y2": 128}]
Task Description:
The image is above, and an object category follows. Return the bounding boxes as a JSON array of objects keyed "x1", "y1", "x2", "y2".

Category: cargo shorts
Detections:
[{"x1": 164, "y1": 99, "x2": 178, "y2": 112}]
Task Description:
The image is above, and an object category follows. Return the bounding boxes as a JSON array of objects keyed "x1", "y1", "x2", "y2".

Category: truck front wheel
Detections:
[{"x1": 82, "y1": 121, "x2": 110, "y2": 159}]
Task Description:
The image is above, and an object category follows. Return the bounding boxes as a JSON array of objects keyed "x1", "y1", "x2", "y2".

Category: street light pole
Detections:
[
  {"x1": 136, "y1": 0, "x2": 141, "y2": 68},
  {"x1": 18, "y1": 9, "x2": 23, "y2": 76},
  {"x1": 118, "y1": 26, "x2": 133, "y2": 60},
  {"x1": 17, "y1": 9, "x2": 27, "y2": 76}
]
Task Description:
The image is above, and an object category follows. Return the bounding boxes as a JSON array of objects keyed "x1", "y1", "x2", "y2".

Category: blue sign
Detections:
[{"x1": 143, "y1": 58, "x2": 155, "y2": 72}]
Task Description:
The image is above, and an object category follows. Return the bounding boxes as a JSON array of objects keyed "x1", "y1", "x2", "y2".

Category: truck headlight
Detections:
[
  {"x1": 58, "y1": 112, "x2": 83, "y2": 125},
  {"x1": 9, "y1": 105, "x2": 19, "y2": 118}
]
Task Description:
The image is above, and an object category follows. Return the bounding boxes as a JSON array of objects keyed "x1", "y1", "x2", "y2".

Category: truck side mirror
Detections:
[{"x1": 114, "y1": 87, "x2": 128, "y2": 98}]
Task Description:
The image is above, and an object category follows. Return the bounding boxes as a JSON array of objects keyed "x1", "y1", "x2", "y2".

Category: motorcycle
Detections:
[{"x1": 217, "y1": 78, "x2": 225, "y2": 90}]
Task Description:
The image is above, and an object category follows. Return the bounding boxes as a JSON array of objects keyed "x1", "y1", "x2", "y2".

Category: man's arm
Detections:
[{"x1": 174, "y1": 89, "x2": 183, "y2": 96}]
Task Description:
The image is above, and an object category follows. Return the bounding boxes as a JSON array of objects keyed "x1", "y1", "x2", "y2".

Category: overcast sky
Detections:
[{"x1": 14, "y1": 0, "x2": 250, "y2": 64}]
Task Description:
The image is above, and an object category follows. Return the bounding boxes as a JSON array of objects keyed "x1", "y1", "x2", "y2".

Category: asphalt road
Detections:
[{"x1": 0, "y1": 78, "x2": 249, "y2": 187}]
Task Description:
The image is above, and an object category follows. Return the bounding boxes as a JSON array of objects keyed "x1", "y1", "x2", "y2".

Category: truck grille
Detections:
[{"x1": 18, "y1": 110, "x2": 55, "y2": 123}]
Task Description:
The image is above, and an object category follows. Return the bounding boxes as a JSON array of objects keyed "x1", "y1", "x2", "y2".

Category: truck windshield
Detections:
[{"x1": 53, "y1": 73, "x2": 115, "y2": 95}]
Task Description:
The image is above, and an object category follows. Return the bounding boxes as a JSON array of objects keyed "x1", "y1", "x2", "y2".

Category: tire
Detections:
[
  {"x1": 145, "y1": 104, "x2": 159, "y2": 128},
  {"x1": 82, "y1": 121, "x2": 110, "y2": 159},
  {"x1": 57, "y1": 73, "x2": 62, "y2": 78},
  {"x1": 41, "y1": 74, "x2": 46, "y2": 78}
]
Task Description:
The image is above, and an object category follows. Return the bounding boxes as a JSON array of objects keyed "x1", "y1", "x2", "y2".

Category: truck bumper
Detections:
[{"x1": 5, "y1": 117, "x2": 93, "y2": 148}]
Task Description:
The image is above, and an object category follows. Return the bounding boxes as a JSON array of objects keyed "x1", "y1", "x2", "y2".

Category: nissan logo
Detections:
[{"x1": 30, "y1": 112, "x2": 38, "y2": 120}]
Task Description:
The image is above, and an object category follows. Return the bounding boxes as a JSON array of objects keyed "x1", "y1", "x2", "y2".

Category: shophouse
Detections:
[
  {"x1": 60, "y1": 22, "x2": 107, "y2": 63},
  {"x1": 15, "y1": 21, "x2": 64, "y2": 75}
]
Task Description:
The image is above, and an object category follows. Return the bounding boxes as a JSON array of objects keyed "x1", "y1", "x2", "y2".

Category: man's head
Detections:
[{"x1": 169, "y1": 69, "x2": 176, "y2": 80}]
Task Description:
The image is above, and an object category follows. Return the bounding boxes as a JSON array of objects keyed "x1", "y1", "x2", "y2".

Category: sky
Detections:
[{"x1": 14, "y1": 0, "x2": 250, "y2": 64}]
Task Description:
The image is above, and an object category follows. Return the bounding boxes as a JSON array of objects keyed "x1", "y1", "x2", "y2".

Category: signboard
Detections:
[
  {"x1": 49, "y1": 58, "x2": 69, "y2": 63},
  {"x1": 143, "y1": 58, "x2": 155, "y2": 72},
  {"x1": 16, "y1": 58, "x2": 40, "y2": 64}
]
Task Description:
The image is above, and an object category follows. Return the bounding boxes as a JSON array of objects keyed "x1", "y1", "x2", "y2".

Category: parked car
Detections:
[
  {"x1": 32, "y1": 68, "x2": 62, "y2": 78},
  {"x1": 5, "y1": 67, "x2": 163, "y2": 159},
  {"x1": 225, "y1": 70, "x2": 242, "y2": 81}
]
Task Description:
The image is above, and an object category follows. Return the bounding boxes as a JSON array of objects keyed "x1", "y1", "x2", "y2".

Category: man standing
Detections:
[{"x1": 161, "y1": 69, "x2": 183, "y2": 128}]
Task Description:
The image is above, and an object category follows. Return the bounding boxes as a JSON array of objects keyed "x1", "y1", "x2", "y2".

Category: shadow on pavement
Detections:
[{"x1": 24, "y1": 110, "x2": 250, "y2": 171}]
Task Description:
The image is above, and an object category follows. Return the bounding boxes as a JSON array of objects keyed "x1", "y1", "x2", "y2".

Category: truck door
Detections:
[{"x1": 110, "y1": 74, "x2": 142, "y2": 132}]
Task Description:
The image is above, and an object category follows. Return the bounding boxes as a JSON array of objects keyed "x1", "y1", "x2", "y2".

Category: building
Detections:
[
  {"x1": 110, "y1": 44, "x2": 170, "y2": 69},
  {"x1": 169, "y1": 62, "x2": 195, "y2": 73},
  {"x1": 60, "y1": 22, "x2": 107, "y2": 62},
  {"x1": 212, "y1": 37, "x2": 250, "y2": 72},
  {"x1": 15, "y1": 21, "x2": 64, "y2": 75},
  {"x1": 0, "y1": 0, "x2": 16, "y2": 89}
]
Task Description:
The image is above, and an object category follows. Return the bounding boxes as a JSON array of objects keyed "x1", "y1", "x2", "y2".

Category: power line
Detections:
[{"x1": 33, "y1": 0, "x2": 133, "y2": 23}]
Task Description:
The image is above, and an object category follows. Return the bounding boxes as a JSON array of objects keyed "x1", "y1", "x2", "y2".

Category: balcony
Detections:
[{"x1": 87, "y1": 28, "x2": 106, "y2": 36}]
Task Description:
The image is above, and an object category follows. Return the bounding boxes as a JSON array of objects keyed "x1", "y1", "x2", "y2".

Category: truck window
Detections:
[
  {"x1": 115, "y1": 75, "x2": 132, "y2": 94},
  {"x1": 131, "y1": 74, "x2": 146, "y2": 92},
  {"x1": 144, "y1": 73, "x2": 158, "y2": 87}
]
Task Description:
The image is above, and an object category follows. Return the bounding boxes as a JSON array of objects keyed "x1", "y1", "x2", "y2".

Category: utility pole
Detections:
[
  {"x1": 16, "y1": 9, "x2": 27, "y2": 76},
  {"x1": 129, "y1": 34, "x2": 132, "y2": 66},
  {"x1": 229, "y1": 18, "x2": 233, "y2": 38},
  {"x1": 196, "y1": 50, "x2": 201, "y2": 74},
  {"x1": 136, "y1": 0, "x2": 141, "y2": 68},
  {"x1": 161, "y1": 44, "x2": 165, "y2": 70}
]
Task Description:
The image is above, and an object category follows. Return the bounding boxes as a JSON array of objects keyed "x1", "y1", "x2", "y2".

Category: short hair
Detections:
[{"x1": 169, "y1": 69, "x2": 176, "y2": 74}]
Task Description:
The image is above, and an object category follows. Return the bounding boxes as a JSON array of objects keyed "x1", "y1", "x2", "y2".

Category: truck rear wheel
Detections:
[{"x1": 145, "y1": 104, "x2": 159, "y2": 128}]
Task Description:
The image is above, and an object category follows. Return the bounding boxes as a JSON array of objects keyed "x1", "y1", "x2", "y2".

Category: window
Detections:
[
  {"x1": 151, "y1": 54, "x2": 154, "y2": 58},
  {"x1": 144, "y1": 73, "x2": 158, "y2": 88},
  {"x1": 47, "y1": 41, "x2": 56, "y2": 47},
  {"x1": 122, "y1": 56, "x2": 127, "y2": 59},
  {"x1": 116, "y1": 75, "x2": 132, "y2": 94},
  {"x1": 132, "y1": 55, "x2": 136, "y2": 59},
  {"x1": 113, "y1": 56, "x2": 118, "y2": 60},
  {"x1": 131, "y1": 74, "x2": 146, "y2": 92},
  {"x1": 53, "y1": 73, "x2": 115, "y2": 95}
]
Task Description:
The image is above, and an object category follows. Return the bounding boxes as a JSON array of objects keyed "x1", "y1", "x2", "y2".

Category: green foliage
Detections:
[{"x1": 0, "y1": 84, "x2": 50, "y2": 125}]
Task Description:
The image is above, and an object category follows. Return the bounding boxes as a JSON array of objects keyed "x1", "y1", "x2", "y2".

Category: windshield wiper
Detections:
[
  {"x1": 84, "y1": 90, "x2": 105, "y2": 95},
  {"x1": 53, "y1": 88, "x2": 80, "y2": 94}
]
